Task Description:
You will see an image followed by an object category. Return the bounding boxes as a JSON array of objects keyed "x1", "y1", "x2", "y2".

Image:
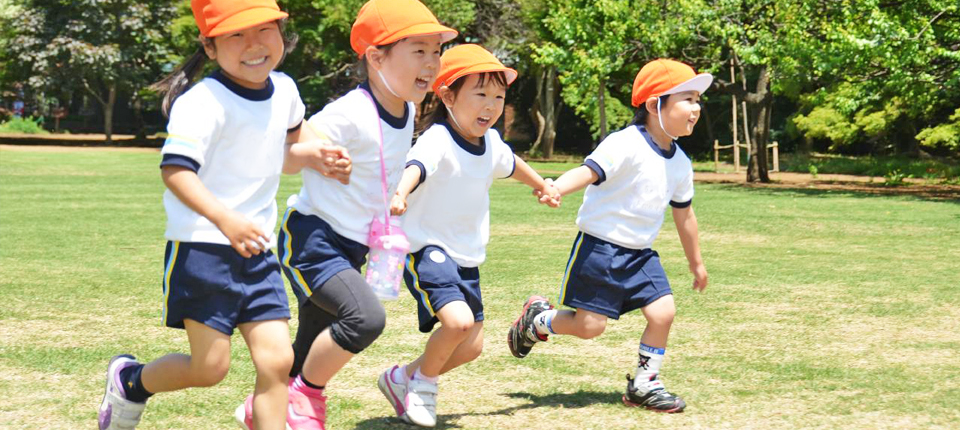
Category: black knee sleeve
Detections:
[{"x1": 314, "y1": 270, "x2": 386, "y2": 354}]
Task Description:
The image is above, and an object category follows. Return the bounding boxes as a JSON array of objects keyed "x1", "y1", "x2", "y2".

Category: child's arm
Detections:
[
  {"x1": 511, "y1": 156, "x2": 560, "y2": 208},
  {"x1": 672, "y1": 205, "x2": 708, "y2": 291},
  {"x1": 390, "y1": 165, "x2": 424, "y2": 216},
  {"x1": 161, "y1": 166, "x2": 268, "y2": 258},
  {"x1": 552, "y1": 165, "x2": 600, "y2": 197},
  {"x1": 283, "y1": 123, "x2": 352, "y2": 184}
]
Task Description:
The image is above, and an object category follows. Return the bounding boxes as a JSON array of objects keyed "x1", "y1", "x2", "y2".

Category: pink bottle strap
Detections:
[{"x1": 359, "y1": 88, "x2": 392, "y2": 235}]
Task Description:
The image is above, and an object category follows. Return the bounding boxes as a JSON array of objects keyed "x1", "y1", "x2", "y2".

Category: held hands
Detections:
[
  {"x1": 296, "y1": 140, "x2": 352, "y2": 185},
  {"x1": 533, "y1": 178, "x2": 562, "y2": 208},
  {"x1": 390, "y1": 193, "x2": 407, "y2": 216},
  {"x1": 690, "y1": 262, "x2": 708, "y2": 292},
  {"x1": 214, "y1": 210, "x2": 270, "y2": 258}
]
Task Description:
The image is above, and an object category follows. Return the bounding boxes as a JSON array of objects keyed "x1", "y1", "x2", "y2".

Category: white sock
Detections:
[
  {"x1": 533, "y1": 309, "x2": 558, "y2": 335},
  {"x1": 392, "y1": 365, "x2": 409, "y2": 384},
  {"x1": 413, "y1": 367, "x2": 439, "y2": 384},
  {"x1": 634, "y1": 343, "x2": 665, "y2": 392}
]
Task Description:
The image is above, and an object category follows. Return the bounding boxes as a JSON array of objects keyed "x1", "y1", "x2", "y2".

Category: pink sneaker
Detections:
[{"x1": 287, "y1": 376, "x2": 327, "y2": 430}]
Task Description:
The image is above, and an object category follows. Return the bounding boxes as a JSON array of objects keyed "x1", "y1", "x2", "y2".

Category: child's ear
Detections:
[
  {"x1": 202, "y1": 37, "x2": 217, "y2": 60},
  {"x1": 365, "y1": 46, "x2": 385, "y2": 71},
  {"x1": 438, "y1": 86, "x2": 456, "y2": 107},
  {"x1": 645, "y1": 97, "x2": 659, "y2": 117}
]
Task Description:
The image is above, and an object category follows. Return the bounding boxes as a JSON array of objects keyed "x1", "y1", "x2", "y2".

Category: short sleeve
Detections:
[
  {"x1": 304, "y1": 96, "x2": 359, "y2": 149},
  {"x1": 670, "y1": 168, "x2": 694, "y2": 208},
  {"x1": 407, "y1": 129, "x2": 447, "y2": 182},
  {"x1": 489, "y1": 131, "x2": 516, "y2": 179},
  {"x1": 288, "y1": 93, "x2": 305, "y2": 132},
  {"x1": 160, "y1": 90, "x2": 222, "y2": 168},
  {"x1": 584, "y1": 136, "x2": 627, "y2": 185}
]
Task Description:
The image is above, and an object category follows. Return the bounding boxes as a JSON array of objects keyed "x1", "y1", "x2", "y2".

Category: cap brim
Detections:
[
  {"x1": 206, "y1": 8, "x2": 289, "y2": 38},
  {"x1": 435, "y1": 64, "x2": 518, "y2": 93},
  {"x1": 379, "y1": 22, "x2": 458, "y2": 46},
  {"x1": 662, "y1": 73, "x2": 713, "y2": 96}
]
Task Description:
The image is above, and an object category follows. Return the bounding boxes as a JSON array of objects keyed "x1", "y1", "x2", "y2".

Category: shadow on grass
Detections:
[
  {"x1": 709, "y1": 182, "x2": 960, "y2": 204},
  {"x1": 351, "y1": 390, "x2": 619, "y2": 429}
]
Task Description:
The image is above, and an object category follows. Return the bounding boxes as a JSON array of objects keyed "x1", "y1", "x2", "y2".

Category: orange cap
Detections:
[
  {"x1": 631, "y1": 59, "x2": 713, "y2": 107},
  {"x1": 350, "y1": 0, "x2": 458, "y2": 57},
  {"x1": 191, "y1": 0, "x2": 288, "y2": 38},
  {"x1": 432, "y1": 44, "x2": 518, "y2": 93}
]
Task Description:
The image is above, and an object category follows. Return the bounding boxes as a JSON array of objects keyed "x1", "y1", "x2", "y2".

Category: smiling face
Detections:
[
  {"x1": 204, "y1": 21, "x2": 284, "y2": 89},
  {"x1": 651, "y1": 90, "x2": 702, "y2": 137},
  {"x1": 439, "y1": 72, "x2": 507, "y2": 143},
  {"x1": 370, "y1": 34, "x2": 444, "y2": 103}
]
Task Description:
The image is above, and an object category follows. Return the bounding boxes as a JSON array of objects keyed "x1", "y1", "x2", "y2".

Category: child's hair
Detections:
[
  {"x1": 351, "y1": 40, "x2": 400, "y2": 84},
  {"x1": 416, "y1": 71, "x2": 508, "y2": 135},
  {"x1": 151, "y1": 19, "x2": 299, "y2": 117},
  {"x1": 630, "y1": 94, "x2": 669, "y2": 127}
]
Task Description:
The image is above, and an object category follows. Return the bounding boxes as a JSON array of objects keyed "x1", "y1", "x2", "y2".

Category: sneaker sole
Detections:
[
  {"x1": 622, "y1": 395, "x2": 685, "y2": 413},
  {"x1": 507, "y1": 296, "x2": 549, "y2": 358}
]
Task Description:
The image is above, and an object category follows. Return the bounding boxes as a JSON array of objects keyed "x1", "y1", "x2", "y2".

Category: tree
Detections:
[
  {"x1": 786, "y1": 0, "x2": 960, "y2": 156},
  {"x1": 4, "y1": 0, "x2": 178, "y2": 141}
]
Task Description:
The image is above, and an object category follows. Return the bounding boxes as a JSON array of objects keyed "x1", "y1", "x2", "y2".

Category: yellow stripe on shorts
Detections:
[
  {"x1": 407, "y1": 254, "x2": 435, "y2": 316},
  {"x1": 558, "y1": 232, "x2": 585, "y2": 305},
  {"x1": 280, "y1": 208, "x2": 312, "y2": 297},
  {"x1": 162, "y1": 241, "x2": 180, "y2": 326}
]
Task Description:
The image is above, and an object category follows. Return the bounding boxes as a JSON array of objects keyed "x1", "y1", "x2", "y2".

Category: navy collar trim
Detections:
[
  {"x1": 359, "y1": 81, "x2": 409, "y2": 129},
  {"x1": 442, "y1": 121, "x2": 485, "y2": 156},
  {"x1": 210, "y1": 69, "x2": 273, "y2": 101},
  {"x1": 636, "y1": 125, "x2": 677, "y2": 159}
]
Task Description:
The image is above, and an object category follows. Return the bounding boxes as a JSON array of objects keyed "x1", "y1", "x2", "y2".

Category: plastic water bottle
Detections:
[{"x1": 366, "y1": 218, "x2": 409, "y2": 300}]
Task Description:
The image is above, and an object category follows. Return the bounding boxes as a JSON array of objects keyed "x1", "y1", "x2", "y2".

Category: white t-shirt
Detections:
[
  {"x1": 402, "y1": 122, "x2": 516, "y2": 268},
  {"x1": 576, "y1": 125, "x2": 694, "y2": 250},
  {"x1": 290, "y1": 83, "x2": 415, "y2": 245},
  {"x1": 160, "y1": 70, "x2": 305, "y2": 247}
]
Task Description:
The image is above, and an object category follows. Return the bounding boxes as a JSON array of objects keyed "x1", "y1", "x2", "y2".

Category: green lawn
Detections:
[{"x1": 1, "y1": 148, "x2": 958, "y2": 429}]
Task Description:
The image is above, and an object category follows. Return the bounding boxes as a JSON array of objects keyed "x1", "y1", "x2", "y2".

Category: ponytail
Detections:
[
  {"x1": 151, "y1": 19, "x2": 298, "y2": 118},
  {"x1": 151, "y1": 46, "x2": 210, "y2": 118}
]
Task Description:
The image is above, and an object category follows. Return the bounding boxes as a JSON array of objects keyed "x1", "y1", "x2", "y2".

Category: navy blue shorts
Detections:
[
  {"x1": 278, "y1": 208, "x2": 369, "y2": 305},
  {"x1": 558, "y1": 232, "x2": 672, "y2": 319},
  {"x1": 404, "y1": 246, "x2": 483, "y2": 333},
  {"x1": 161, "y1": 241, "x2": 290, "y2": 335}
]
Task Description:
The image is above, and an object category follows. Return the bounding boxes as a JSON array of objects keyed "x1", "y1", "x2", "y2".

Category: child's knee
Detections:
[
  {"x1": 577, "y1": 319, "x2": 607, "y2": 339},
  {"x1": 336, "y1": 304, "x2": 386, "y2": 353},
  {"x1": 255, "y1": 347, "x2": 294, "y2": 378},
  {"x1": 191, "y1": 360, "x2": 230, "y2": 387},
  {"x1": 645, "y1": 302, "x2": 676, "y2": 328},
  {"x1": 440, "y1": 314, "x2": 475, "y2": 337}
]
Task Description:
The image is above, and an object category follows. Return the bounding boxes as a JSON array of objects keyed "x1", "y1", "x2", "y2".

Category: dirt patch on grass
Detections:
[{"x1": 696, "y1": 171, "x2": 960, "y2": 200}]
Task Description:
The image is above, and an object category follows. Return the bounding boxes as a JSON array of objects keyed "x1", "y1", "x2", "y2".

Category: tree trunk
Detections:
[
  {"x1": 103, "y1": 85, "x2": 116, "y2": 143},
  {"x1": 747, "y1": 67, "x2": 770, "y2": 183},
  {"x1": 598, "y1": 76, "x2": 607, "y2": 145},
  {"x1": 542, "y1": 66, "x2": 559, "y2": 159},
  {"x1": 133, "y1": 94, "x2": 146, "y2": 140}
]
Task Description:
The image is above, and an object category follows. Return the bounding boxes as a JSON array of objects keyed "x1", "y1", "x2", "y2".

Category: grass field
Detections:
[{"x1": 1, "y1": 147, "x2": 959, "y2": 429}]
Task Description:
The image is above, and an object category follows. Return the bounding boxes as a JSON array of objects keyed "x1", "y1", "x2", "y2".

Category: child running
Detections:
[
  {"x1": 377, "y1": 44, "x2": 560, "y2": 427},
  {"x1": 507, "y1": 59, "x2": 711, "y2": 413},
  {"x1": 96, "y1": 1, "x2": 347, "y2": 429},
  {"x1": 265, "y1": 1, "x2": 456, "y2": 428}
]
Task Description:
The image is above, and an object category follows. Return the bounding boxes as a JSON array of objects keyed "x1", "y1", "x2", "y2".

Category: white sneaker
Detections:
[
  {"x1": 402, "y1": 377, "x2": 438, "y2": 427},
  {"x1": 97, "y1": 355, "x2": 146, "y2": 430},
  {"x1": 377, "y1": 365, "x2": 407, "y2": 417}
]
